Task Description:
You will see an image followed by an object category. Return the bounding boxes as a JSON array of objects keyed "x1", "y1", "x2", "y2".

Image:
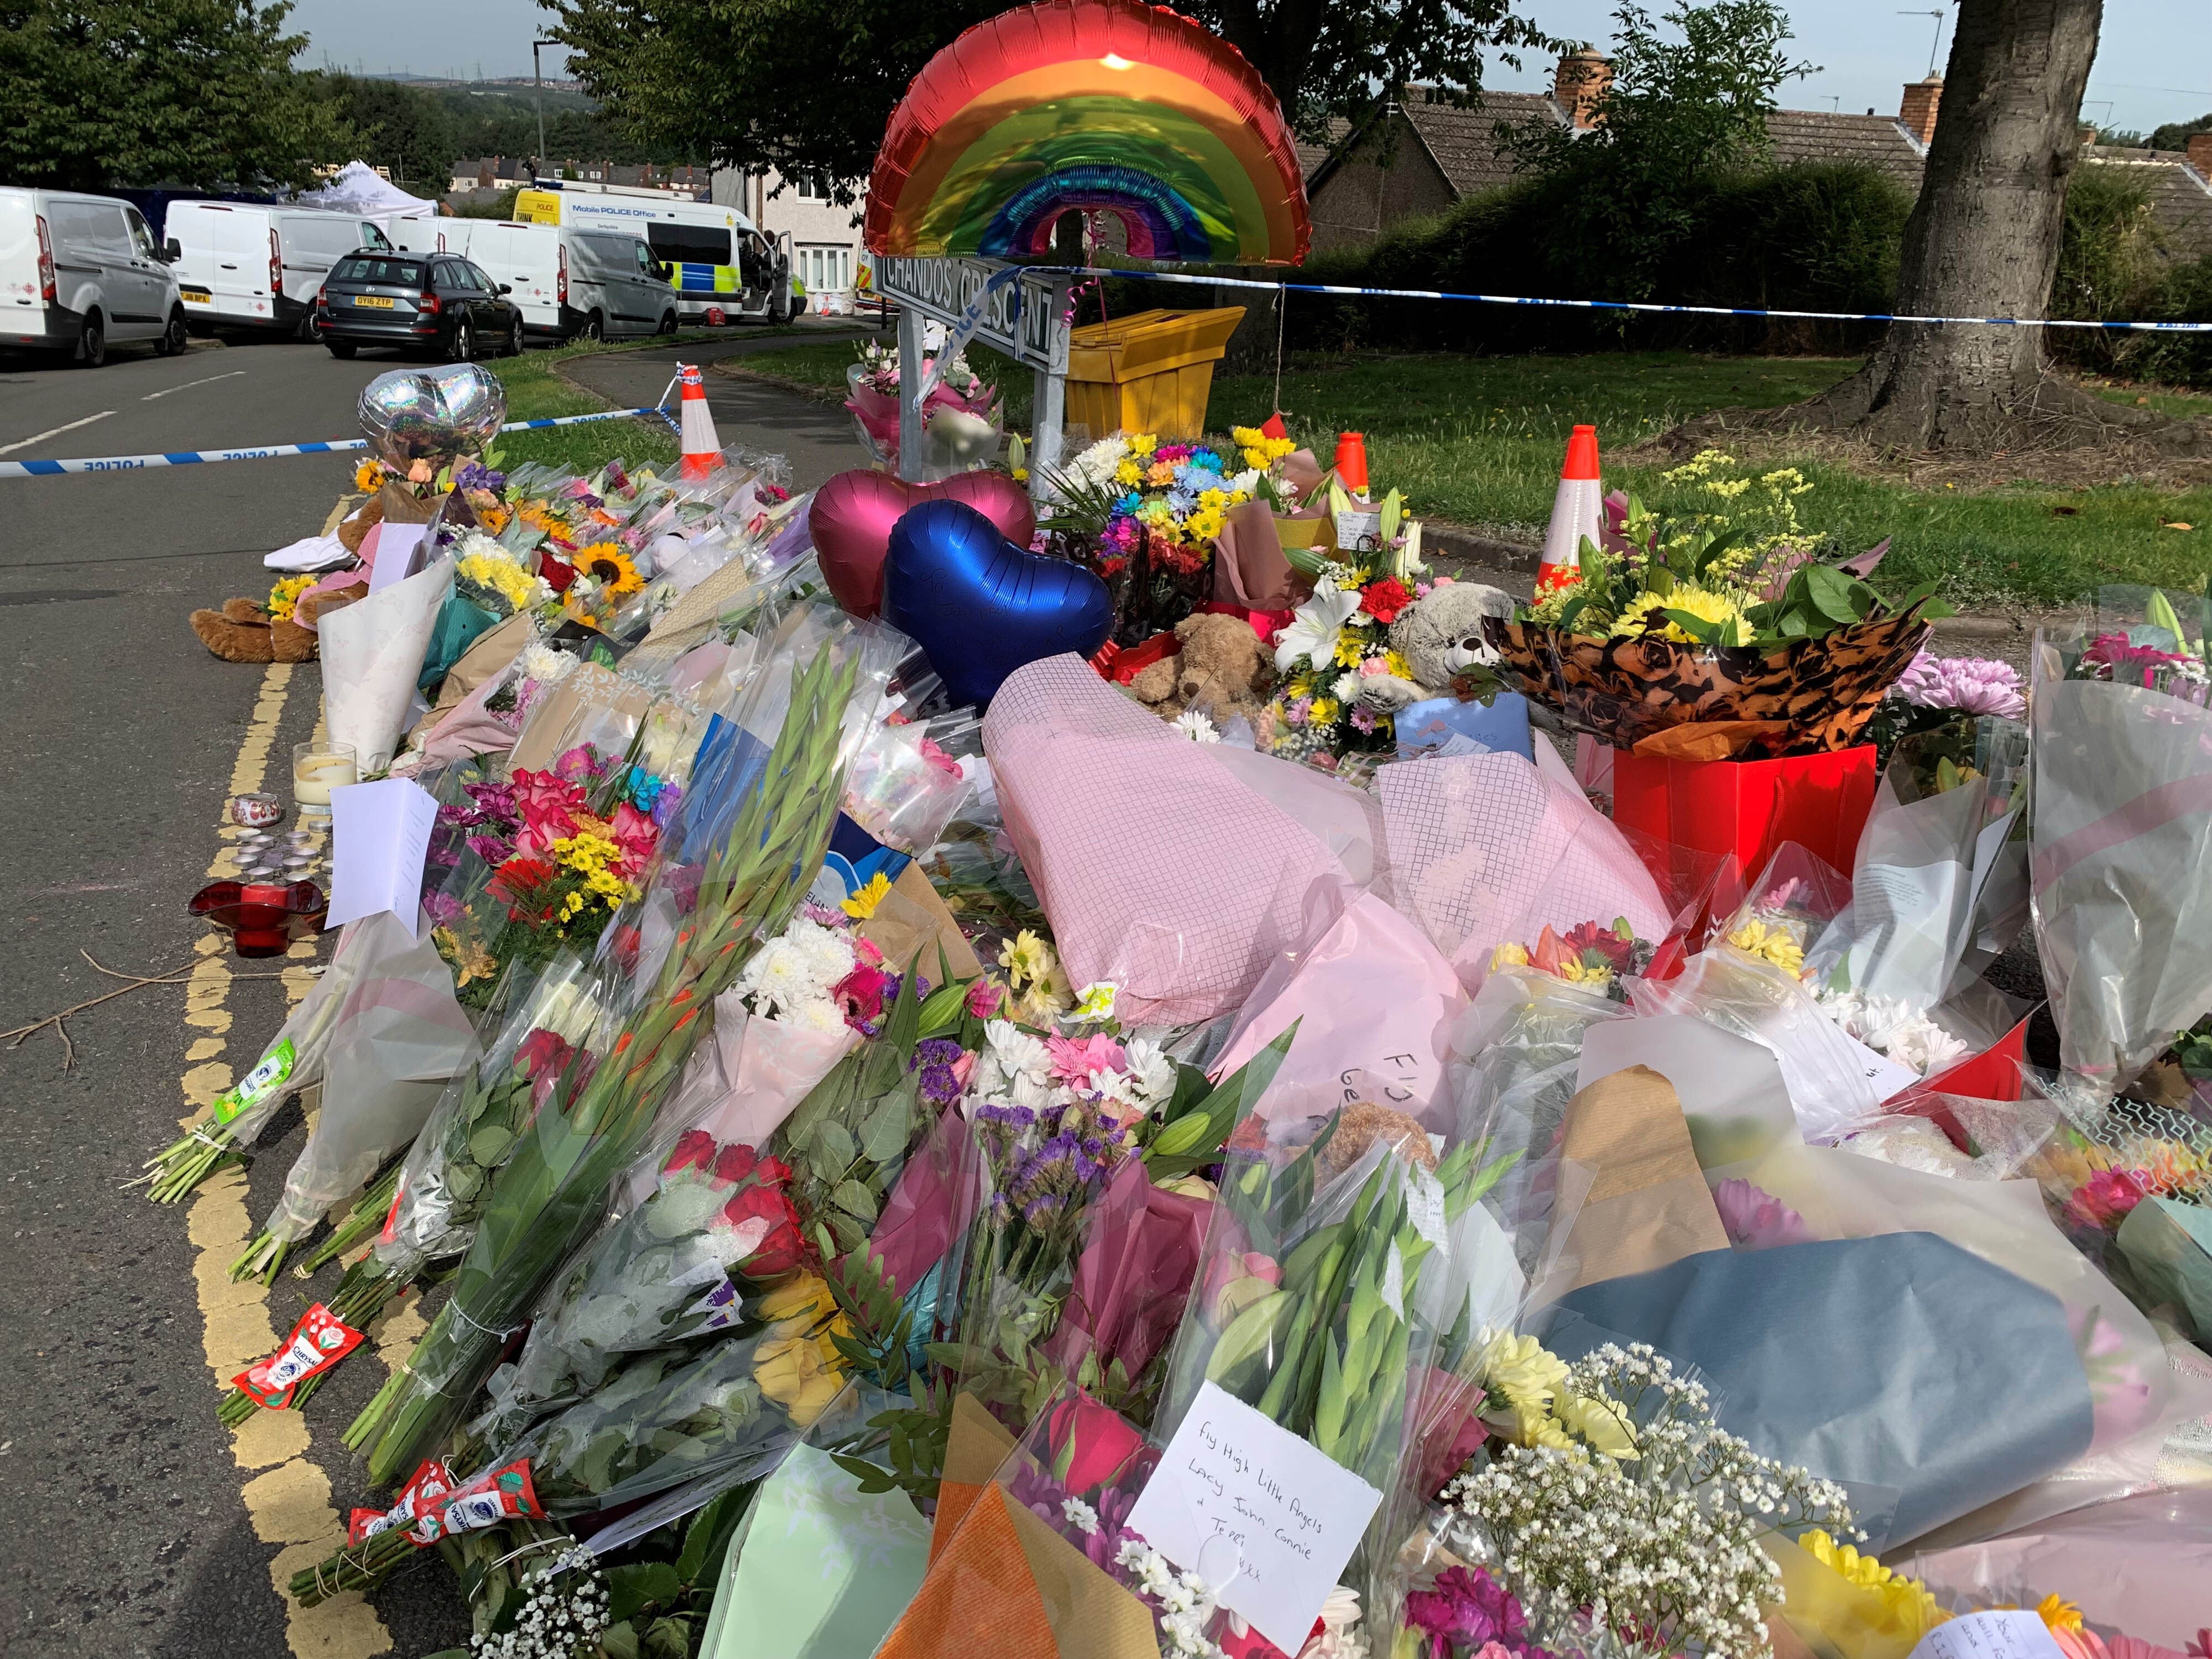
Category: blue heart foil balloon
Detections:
[{"x1": 883, "y1": 500, "x2": 1114, "y2": 708}]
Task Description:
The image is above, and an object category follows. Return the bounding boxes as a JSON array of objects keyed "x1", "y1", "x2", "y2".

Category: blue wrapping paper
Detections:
[{"x1": 1552, "y1": 1232, "x2": 2094, "y2": 1545}]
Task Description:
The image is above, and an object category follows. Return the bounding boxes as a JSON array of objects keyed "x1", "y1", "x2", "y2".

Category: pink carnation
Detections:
[
  {"x1": 1894, "y1": 651, "x2": 2026, "y2": 718},
  {"x1": 1046, "y1": 1032, "x2": 1125, "y2": 1084}
]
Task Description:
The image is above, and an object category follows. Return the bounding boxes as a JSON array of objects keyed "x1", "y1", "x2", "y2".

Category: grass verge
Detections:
[{"x1": 734, "y1": 338, "x2": 2212, "y2": 608}]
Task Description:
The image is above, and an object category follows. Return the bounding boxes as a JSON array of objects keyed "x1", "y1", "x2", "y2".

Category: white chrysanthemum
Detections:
[
  {"x1": 787, "y1": 997, "x2": 851, "y2": 1035},
  {"x1": 519, "y1": 641, "x2": 576, "y2": 685},
  {"x1": 1172, "y1": 709, "x2": 1221, "y2": 743},
  {"x1": 984, "y1": 1018, "x2": 1051, "y2": 1083},
  {"x1": 1121, "y1": 1036, "x2": 1178, "y2": 1109}
]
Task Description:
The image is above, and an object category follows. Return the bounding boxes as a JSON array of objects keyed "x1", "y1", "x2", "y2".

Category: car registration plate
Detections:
[
  {"x1": 353, "y1": 295, "x2": 395, "y2": 309},
  {"x1": 181, "y1": 287, "x2": 212, "y2": 303}
]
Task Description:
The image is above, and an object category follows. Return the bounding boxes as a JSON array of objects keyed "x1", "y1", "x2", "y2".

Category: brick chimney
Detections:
[
  {"x1": 1899, "y1": 75, "x2": 1942, "y2": 145},
  {"x1": 1554, "y1": 51, "x2": 1613, "y2": 129},
  {"x1": 2187, "y1": 133, "x2": 2212, "y2": 178}
]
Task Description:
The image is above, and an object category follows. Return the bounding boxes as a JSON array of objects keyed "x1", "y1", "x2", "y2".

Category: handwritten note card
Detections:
[
  {"x1": 1126, "y1": 1382, "x2": 1382, "y2": 1654},
  {"x1": 1907, "y1": 1611, "x2": 2067, "y2": 1659}
]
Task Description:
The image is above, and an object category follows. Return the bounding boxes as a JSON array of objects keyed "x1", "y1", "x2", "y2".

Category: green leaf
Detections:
[
  {"x1": 859, "y1": 1094, "x2": 911, "y2": 1165},
  {"x1": 831, "y1": 1178, "x2": 879, "y2": 1222},
  {"x1": 1802, "y1": 564, "x2": 1861, "y2": 623},
  {"x1": 815, "y1": 1118, "x2": 857, "y2": 1169},
  {"x1": 644, "y1": 1616, "x2": 692, "y2": 1659},
  {"x1": 608, "y1": 1562, "x2": 682, "y2": 1625},
  {"x1": 599, "y1": 1632, "x2": 640, "y2": 1659},
  {"x1": 466, "y1": 1125, "x2": 513, "y2": 1167},
  {"x1": 675, "y1": 1486, "x2": 747, "y2": 1587},
  {"x1": 1660, "y1": 607, "x2": 1727, "y2": 645}
]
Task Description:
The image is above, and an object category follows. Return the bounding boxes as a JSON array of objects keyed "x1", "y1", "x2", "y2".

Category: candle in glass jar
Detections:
[{"x1": 293, "y1": 742, "x2": 358, "y2": 810}]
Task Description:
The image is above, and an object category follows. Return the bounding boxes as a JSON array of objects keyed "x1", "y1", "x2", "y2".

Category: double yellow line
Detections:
[{"x1": 177, "y1": 661, "x2": 395, "y2": 1659}]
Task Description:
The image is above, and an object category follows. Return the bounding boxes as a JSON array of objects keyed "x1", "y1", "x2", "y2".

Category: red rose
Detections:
[
  {"x1": 1361, "y1": 577, "x2": 1412, "y2": 625},
  {"x1": 722, "y1": 1183, "x2": 807, "y2": 1276},
  {"x1": 754, "y1": 1154, "x2": 794, "y2": 1188},
  {"x1": 1046, "y1": 1392, "x2": 1147, "y2": 1496},
  {"x1": 538, "y1": 555, "x2": 577, "y2": 594},
  {"x1": 710, "y1": 1142, "x2": 758, "y2": 1185},
  {"x1": 514, "y1": 1027, "x2": 575, "y2": 1081},
  {"x1": 664, "y1": 1129, "x2": 717, "y2": 1176}
]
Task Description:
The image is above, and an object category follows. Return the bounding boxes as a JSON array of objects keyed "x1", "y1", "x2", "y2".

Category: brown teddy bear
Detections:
[
  {"x1": 1126, "y1": 611, "x2": 1276, "y2": 726},
  {"x1": 188, "y1": 585, "x2": 361, "y2": 664}
]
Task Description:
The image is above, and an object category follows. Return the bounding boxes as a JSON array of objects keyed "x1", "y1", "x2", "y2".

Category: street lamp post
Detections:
[{"x1": 532, "y1": 38, "x2": 561, "y2": 179}]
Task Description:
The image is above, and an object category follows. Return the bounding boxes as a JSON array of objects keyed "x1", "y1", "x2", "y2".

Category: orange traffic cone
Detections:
[
  {"x1": 1536, "y1": 424, "x2": 1601, "y2": 595},
  {"x1": 1332, "y1": 431, "x2": 1370, "y2": 495},
  {"x1": 676, "y1": 363, "x2": 722, "y2": 481}
]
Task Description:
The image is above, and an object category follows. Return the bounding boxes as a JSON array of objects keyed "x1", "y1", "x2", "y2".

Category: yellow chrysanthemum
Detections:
[
  {"x1": 265, "y1": 575, "x2": 314, "y2": 623},
  {"x1": 2037, "y1": 1597, "x2": 2084, "y2": 1635},
  {"x1": 1490, "y1": 941, "x2": 1531, "y2": 972},
  {"x1": 1557, "y1": 1391, "x2": 1640, "y2": 1460},
  {"x1": 1333, "y1": 634, "x2": 1366, "y2": 668},
  {"x1": 841, "y1": 871, "x2": 893, "y2": 920},
  {"x1": 1114, "y1": 458, "x2": 1142, "y2": 487},
  {"x1": 1478, "y1": 1331, "x2": 1570, "y2": 1421},
  {"x1": 1308, "y1": 697, "x2": 1339, "y2": 724},
  {"x1": 1127, "y1": 432, "x2": 1157, "y2": 456},
  {"x1": 1610, "y1": 586, "x2": 1751, "y2": 646},
  {"x1": 1728, "y1": 917, "x2": 1806, "y2": 975},
  {"x1": 999, "y1": 928, "x2": 1057, "y2": 992},
  {"x1": 1799, "y1": 1531, "x2": 1948, "y2": 1634},
  {"x1": 575, "y1": 542, "x2": 643, "y2": 598}
]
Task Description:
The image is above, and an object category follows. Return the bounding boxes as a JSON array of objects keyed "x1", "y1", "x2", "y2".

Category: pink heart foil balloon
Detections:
[{"x1": 809, "y1": 468, "x2": 1036, "y2": 617}]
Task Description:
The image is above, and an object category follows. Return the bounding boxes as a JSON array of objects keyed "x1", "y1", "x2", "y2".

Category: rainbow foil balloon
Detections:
[{"x1": 867, "y1": 0, "x2": 1310, "y2": 265}]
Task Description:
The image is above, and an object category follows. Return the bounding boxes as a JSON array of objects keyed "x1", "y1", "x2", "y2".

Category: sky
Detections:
[{"x1": 284, "y1": 0, "x2": 2212, "y2": 140}]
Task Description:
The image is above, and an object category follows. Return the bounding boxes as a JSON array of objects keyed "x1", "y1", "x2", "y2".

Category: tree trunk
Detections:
[{"x1": 1789, "y1": 0, "x2": 2182, "y2": 451}]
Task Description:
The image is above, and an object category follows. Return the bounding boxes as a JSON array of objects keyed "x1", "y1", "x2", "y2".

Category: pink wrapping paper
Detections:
[
  {"x1": 867, "y1": 1104, "x2": 985, "y2": 1300},
  {"x1": 984, "y1": 655, "x2": 1368, "y2": 1025},
  {"x1": 1377, "y1": 750, "x2": 1671, "y2": 990},
  {"x1": 1042, "y1": 1157, "x2": 1213, "y2": 1380},
  {"x1": 1211, "y1": 890, "x2": 1465, "y2": 1132}
]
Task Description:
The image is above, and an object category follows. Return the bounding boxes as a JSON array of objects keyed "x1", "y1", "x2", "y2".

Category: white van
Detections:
[
  {"x1": 167, "y1": 202, "x2": 392, "y2": 337},
  {"x1": 0, "y1": 186, "x2": 185, "y2": 364},
  {"x1": 514, "y1": 185, "x2": 794, "y2": 325},
  {"x1": 398, "y1": 218, "x2": 674, "y2": 343}
]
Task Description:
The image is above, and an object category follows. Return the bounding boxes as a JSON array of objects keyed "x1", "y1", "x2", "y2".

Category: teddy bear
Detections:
[
  {"x1": 1126, "y1": 611, "x2": 1276, "y2": 727},
  {"x1": 1348, "y1": 577, "x2": 1517, "y2": 715},
  {"x1": 187, "y1": 584, "x2": 362, "y2": 664}
]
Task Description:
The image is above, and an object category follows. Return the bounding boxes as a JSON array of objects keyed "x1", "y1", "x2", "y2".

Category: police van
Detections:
[{"x1": 513, "y1": 184, "x2": 793, "y2": 326}]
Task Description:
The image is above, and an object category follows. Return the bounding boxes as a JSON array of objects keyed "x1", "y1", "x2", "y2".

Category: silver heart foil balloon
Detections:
[{"x1": 357, "y1": 363, "x2": 507, "y2": 463}]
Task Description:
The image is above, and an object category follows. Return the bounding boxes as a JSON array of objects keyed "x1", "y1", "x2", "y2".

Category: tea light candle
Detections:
[{"x1": 293, "y1": 742, "x2": 358, "y2": 811}]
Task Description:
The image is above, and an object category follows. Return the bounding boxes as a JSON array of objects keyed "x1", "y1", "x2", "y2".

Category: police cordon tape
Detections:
[
  {"x1": 0, "y1": 404, "x2": 680, "y2": 480},
  {"x1": 1052, "y1": 265, "x2": 2212, "y2": 333}
]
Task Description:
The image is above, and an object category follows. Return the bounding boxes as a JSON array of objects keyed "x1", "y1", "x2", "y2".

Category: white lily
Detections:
[{"x1": 1275, "y1": 577, "x2": 1362, "y2": 672}]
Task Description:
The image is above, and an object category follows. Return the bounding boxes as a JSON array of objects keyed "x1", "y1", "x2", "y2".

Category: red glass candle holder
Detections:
[{"x1": 189, "y1": 880, "x2": 328, "y2": 957}]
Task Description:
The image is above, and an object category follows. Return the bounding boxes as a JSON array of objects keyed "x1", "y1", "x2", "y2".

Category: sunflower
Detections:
[
  {"x1": 575, "y1": 541, "x2": 643, "y2": 598},
  {"x1": 1610, "y1": 584, "x2": 1752, "y2": 646},
  {"x1": 353, "y1": 459, "x2": 389, "y2": 492}
]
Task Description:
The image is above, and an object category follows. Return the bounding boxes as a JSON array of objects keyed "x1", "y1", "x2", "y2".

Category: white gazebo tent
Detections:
[{"x1": 295, "y1": 161, "x2": 440, "y2": 236}]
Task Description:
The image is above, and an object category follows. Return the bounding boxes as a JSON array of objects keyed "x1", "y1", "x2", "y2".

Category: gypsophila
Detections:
[
  {"x1": 469, "y1": 1540, "x2": 610, "y2": 1659},
  {"x1": 1441, "y1": 1343, "x2": 1854, "y2": 1659},
  {"x1": 1114, "y1": 1535, "x2": 1228, "y2": 1659},
  {"x1": 1062, "y1": 1495, "x2": 1101, "y2": 1535}
]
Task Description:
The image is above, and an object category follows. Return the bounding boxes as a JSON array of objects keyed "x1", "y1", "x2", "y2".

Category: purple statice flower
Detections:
[
  {"x1": 910, "y1": 1039, "x2": 967, "y2": 1108},
  {"x1": 453, "y1": 460, "x2": 507, "y2": 493},
  {"x1": 466, "y1": 831, "x2": 515, "y2": 865},
  {"x1": 649, "y1": 780, "x2": 684, "y2": 830},
  {"x1": 1893, "y1": 650, "x2": 2026, "y2": 718}
]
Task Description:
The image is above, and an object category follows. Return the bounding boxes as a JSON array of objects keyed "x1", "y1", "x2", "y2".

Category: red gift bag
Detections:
[{"x1": 1611, "y1": 745, "x2": 1879, "y2": 884}]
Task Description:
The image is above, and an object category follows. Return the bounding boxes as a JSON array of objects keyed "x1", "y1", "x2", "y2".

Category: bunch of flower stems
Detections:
[{"x1": 345, "y1": 644, "x2": 858, "y2": 1491}]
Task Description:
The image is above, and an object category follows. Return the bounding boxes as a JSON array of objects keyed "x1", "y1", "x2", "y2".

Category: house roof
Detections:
[
  {"x1": 2081, "y1": 144, "x2": 2212, "y2": 258},
  {"x1": 1300, "y1": 89, "x2": 2212, "y2": 260}
]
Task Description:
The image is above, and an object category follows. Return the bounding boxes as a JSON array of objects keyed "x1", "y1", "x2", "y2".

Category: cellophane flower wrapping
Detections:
[
  {"x1": 482, "y1": 1270, "x2": 854, "y2": 1517},
  {"x1": 983, "y1": 654, "x2": 1383, "y2": 1026},
  {"x1": 321, "y1": 556, "x2": 456, "y2": 771},
  {"x1": 2030, "y1": 624, "x2": 2212, "y2": 1082},
  {"x1": 262, "y1": 907, "x2": 480, "y2": 1244},
  {"x1": 1374, "y1": 749, "x2": 1671, "y2": 993},
  {"x1": 1482, "y1": 607, "x2": 1931, "y2": 758},
  {"x1": 374, "y1": 952, "x2": 604, "y2": 1279},
  {"x1": 1039, "y1": 1155, "x2": 1215, "y2": 1404},
  {"x1": 467, "y1": 1120, "x2": 811, "y2": 1449},
  {"x1": 1805, "y1": 716, "x2": 2031, "y2": 1013}
]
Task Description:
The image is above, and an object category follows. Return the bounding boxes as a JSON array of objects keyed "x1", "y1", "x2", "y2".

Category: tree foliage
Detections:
[
  {"x1": 1501, "y1": 0, "x2": 1814, "y2": 298},
  {"x1": 0, "y1": 0, "x2": 347, "y2": 190},
  {"x1": 317, "y1": 73, "x2": 463, "y2": 191},
  {"x1": 549, "y1": 0, "x2": 1555, "y2": 202}
]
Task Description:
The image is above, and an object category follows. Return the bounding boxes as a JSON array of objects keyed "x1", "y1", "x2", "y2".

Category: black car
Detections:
[{"x1": 317, "y1": 252, "x2": 525, "y2": 361}]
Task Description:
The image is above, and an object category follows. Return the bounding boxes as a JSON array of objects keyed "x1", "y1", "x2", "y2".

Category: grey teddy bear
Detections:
[{"x1": 1353, "y1": 578, "x2": 1517, "y2": 714}]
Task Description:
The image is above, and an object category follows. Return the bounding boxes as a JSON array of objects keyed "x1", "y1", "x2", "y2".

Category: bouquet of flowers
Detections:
[
  {"x1": 1422, "y1": 1338, "x2": 1857, "y2": 1659},
  {"x1": 425, "y1": 741, "x2": 675, "y2": 1008},
  {"x1": 1049, "y1": 431, "x2": 1260, "y2": 641},
  {"x1": 452, "y1": 531, "x2": 555, "y2": 620},
  {"x1": 1262, "y1": 564, "x2": 1420, "y2": 769},
  {"x1": 1479, "y1": 455, "x2": 1942, "y2": 758},
  {"x1": 843, "y1": 338, "x2": 1001, "y2": 471}
]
